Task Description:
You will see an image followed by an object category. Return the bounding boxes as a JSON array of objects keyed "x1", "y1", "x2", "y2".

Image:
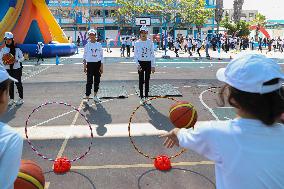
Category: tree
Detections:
[
  {"x1": 233, "y1": 0, "x2": 244, "y2": 23},
  {"x1": 215, "y1": 0, "x2": 224, "y2": 33},
  {"x1": 250, "y1": 13, "x2": 266, "y2": 41},
  {"x1": 221, "y1": 12, "x2": 250, "y2": 37}
]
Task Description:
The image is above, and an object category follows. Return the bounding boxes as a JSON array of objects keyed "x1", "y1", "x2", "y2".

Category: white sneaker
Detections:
[
  {"x1": 94, "y1": 96, "x2": 101, "y2": 103},
  {"x1": 145, "y1": 98, "x2": 151, "y2": 105},
  {"x1": 15, "y1": 98, "x2": 24, "y2": 106},
  {"x1": 8, "y1": 100, "x2": 14, "y2": 106},
  {"x1": 140, "y1": 98, "x2": 145, "y2": 105},
  {"x1": 83, "y1": 98, "x2": 90, "y2": 105}
]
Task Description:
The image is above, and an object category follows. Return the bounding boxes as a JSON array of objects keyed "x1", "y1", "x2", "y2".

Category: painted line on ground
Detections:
[
  {"x1": 16, "y1": 121, "x2": 218, "y2": 140},
  {"x1": 121, "y1": 61, "x2": 229, "y2": 64},
  {"x1": 56, "y1": 100, "x2": 84, "y2": 158},
  {"x1": 199, "y1": 89, "x2": 219, "y2": 121},
  {"x1": 22, "y1": 66, "x2": 51, "y2": 82},
  {"x1": 71, "y1": 161, "x2": 214, "y2": 170}
]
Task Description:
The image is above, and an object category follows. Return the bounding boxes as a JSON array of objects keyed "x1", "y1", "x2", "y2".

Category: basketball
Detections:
[
  {"x1": 14, "y1": 160, "x2": 45, "y2": 189},
  {"x1": 2, "y1": 53, "x2": 15, "y2": 65},
  {"x1": 169, "y1": 101, "x2": 198, "y2": 129}
]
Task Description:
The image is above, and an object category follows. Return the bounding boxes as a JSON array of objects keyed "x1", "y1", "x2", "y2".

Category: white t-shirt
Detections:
[
  {"x1": 177, "y1": 118, "x2": 284, "y2": 189},
  {"x1": 0, "y1": 47, "x2": 24, "y2": 70},
  {"x1": 37, "y1": 44, "x2": 44, "y2": 54},
  {"x1": 83, "y1": 41, "x2": 104, "y2": 63},
  {"x1": 0, "y1": 122, "x2": 23, "y2": 189},
  {"x1": 134, "y1": 39, "x2": 155, "y2": 67}
]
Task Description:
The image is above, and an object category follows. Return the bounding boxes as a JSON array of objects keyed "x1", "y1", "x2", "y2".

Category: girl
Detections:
[
  {"x1": 0, "y1": 66, "x2": 23, "y2": 189},
  {"x1": 162, "y1": 54, "x2": 284, "y2": 189},
  {"x1": 83, "y1": 29, "x2": 104, "y2": 104},
  {"x1": 0, "y1": 32, "x2": 25, "y2": 106},
  {"x1": 134, "y1": 26, "x2": 155, "y2": 105}
]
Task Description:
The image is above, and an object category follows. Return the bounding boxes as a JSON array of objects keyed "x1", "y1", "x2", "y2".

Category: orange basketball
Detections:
[
  {"x1": 2, "y1": 53, "x2": 15, "y2": 65},
  {"x1": 14, "y1": 160, "x2": 45, "y2": 189},
  {"x1": 169, "y1": 101, "x2": 198, "y2": 129}
]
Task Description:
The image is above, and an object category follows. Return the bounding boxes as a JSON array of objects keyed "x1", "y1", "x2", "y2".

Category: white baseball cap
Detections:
[
  {"x1": 4, "y1": 32, "x2": 14, "y2": 39},
  {"x1": 0, "y1": 65, "x2": 17, "y2": 83},
  {"x1": 216, "y1": 53, "x2": 284, "y2": 94},
  {"x1": 87, "y1": 29, "x2": 96, "y2": 35},
  {"x1": 140, "y1": 26, "x2": 149, "y2": 32}
]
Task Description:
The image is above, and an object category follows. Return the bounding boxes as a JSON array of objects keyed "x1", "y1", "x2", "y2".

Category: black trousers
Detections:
[
  {"x1": 126, "y1": 45, "x2": 131, "y2": 57},
  {"x1": 86, "y1": 62, "x2": 101, "y2": 96},
  {"x1": 7, "y1": 68, "x2": 23, "y2": 99},
  {"x1": 138, "y1": 61, "x2": 151, "y2": 98},
  {"x1": 197, "y1": 47, "x2": 201, "y2": 57},
  {"x1": 37, "y1": 53, "x2": 44, "y2": 62}
]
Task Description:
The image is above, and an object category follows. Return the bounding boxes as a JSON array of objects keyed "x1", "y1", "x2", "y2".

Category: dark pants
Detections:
[
  {"x1": 138, "y1": 61, "x2": 151, "y2": 98},
  {"x1": 7, "y1": 68, "x2": 23, "y2": 99},
  {"x1": 37, "y1": 53, "x2": 44, "y2": 62},
  {"x1": 126, "y1": 45, "x2": 131, "y2": 57},
  {"x1": 86, "y1": 62, "x2": 101, "y2": 96},
  {"x1": 197, "y1": 48, "x2": 201, "y2": 57},
  {"x1": 188, "y1": 47, "x2": 192, "y2": 56},
  {"x1": 175, "y1": 48, "x2": 179, "y2": 57}
]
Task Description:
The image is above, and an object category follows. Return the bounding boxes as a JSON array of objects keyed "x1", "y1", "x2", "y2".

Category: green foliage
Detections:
[
  {"x1": 221, "y1": 14, "x2": 250, "y2": 37},
  {"x1": 115, "y1": 0, "x2": 213, "y2": 27},
  {"x1": 250, "y1": 13, "x2": 266, "y2": 27}
]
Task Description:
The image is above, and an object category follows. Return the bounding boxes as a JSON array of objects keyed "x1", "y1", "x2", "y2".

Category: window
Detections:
[{"x1": 249, "y1": 13, "x2": 254, "y2": 17}]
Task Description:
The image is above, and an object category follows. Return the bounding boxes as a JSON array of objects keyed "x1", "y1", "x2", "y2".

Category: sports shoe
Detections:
[
  {"x1": 15, "y1": 98, "x2": 24, "y2": 106},
  {"x1": 140, "y1": 98, "x2": 145, "y2": 105},
  {"x1": 83, "y1": 98, "x2": 90, "y2": 105},
  {"x1": 145, "y1": 98, "x2": 151, "y2": 105},
  {"x1": 94, "y1": 96, "x2": 101, "y2": 103},
  {"x1": 8, "y1": 99, "x2": 14, "y2": 106}
]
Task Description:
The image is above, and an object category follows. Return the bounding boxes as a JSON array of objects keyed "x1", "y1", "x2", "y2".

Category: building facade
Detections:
[
  {"x1": 48, "y1": 0, "x2": 216, "y2": 43},
  {"x1": 223, "y1": 9, "x2": 258, "y2": 23}
]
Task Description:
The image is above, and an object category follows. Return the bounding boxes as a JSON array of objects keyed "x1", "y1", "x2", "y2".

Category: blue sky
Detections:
[{"x1": 223, "y1": 0, "x2": 284, "y2": 20}]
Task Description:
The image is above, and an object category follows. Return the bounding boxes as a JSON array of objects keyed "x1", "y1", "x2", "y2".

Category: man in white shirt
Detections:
[
  {"x1": 0, "y1": 65, "x2": 23, "y2": 189},
  {"x1": 36, "y1": 42, "x2": 44, "y2": 65},
  {"x1": 83, "y1": 29, "x2": 104, "y2": 104},
  {"x1": 134, "y1": 26, "x2": 155, "y2": 105}
]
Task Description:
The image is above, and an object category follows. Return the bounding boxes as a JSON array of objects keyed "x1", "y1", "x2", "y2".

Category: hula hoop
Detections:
[
  {"x1": 128, "y1": 96, "x2": 186, "y2": 160},
  {"x1": 25, "y1": 102, "x2": 94, "y2": 162}
]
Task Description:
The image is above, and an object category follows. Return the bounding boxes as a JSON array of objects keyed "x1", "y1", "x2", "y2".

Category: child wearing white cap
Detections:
[
  {"x1": 83, "y1": 29, "x2": 103, "y2": 104},
  {"x1": 0, "y1": 32, "x2": 25, "y2": 106},
  {"x1": 134, "y1": 26, "x2": 155, "y2": 105},
  {"x1": 0, "y1": 66, "x2": 23, "y2": 189},
  {"x1": 162, "y1": 54, "x2": 284, "y2": 189}
]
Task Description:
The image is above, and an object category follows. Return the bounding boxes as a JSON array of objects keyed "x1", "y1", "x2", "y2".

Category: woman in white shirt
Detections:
[{"x1": 0, "y1": 32, "x2": 24, "y2": 106}]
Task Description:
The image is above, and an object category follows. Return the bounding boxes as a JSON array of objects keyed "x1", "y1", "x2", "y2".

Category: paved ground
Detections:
[{"x1": 1, "y1": 52, "x2": 283, "y2": 189}]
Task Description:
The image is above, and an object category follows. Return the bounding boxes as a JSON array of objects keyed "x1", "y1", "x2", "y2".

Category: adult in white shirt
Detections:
[
  {"x1": 162, "y1": 54, "x2": 284, "y2": 189},
  {"x1": 0, "y1": 66, "x2": 23, "y2": 189},
  {"x1": 0, "y1": 32, "x2": 24, "y2": 106},
  {"x1": 134, "y1": 26, "x2": 155, "y2": 105},
  {"x1": 83, "y1": 29, "x2": 104, "y2": 104},
  {"x1": 36, "y1": 42, "x2": 44, "y2": 64}
]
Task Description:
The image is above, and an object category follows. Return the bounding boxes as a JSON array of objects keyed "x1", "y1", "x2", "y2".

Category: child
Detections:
[
  {"x1": 83, "y1": 29, "x2": 104, "y2": 104},
  {"x1": 0, "y1": 65, "x2": 23, "y2": 189},
  {"x1": 0, "y1": 32, "x2": 25, "y2": 106},
  {"x1": 134, "y1": 26, "x2": 155, "y2": 105},
  {"x1": 162, "y1": 54, "x2": 284, "y2": 189}
]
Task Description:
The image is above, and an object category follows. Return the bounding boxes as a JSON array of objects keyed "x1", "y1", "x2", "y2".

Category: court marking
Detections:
[
  {"x1": 22, "y1": 66, "x2": 52, "y2": 82},
  {"x1": 71, "y1": 161, "x2": 214, "y2": 170},
  {"x1": 56, "y1": 100, "x2": 84, "y2": 158},
  {"x1": 199, "y1": 89, "x2": 219, "y2": 121}
]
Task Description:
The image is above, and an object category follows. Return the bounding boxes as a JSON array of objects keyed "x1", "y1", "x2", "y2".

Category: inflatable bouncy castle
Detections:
[{"x1": 0, "y1": 0, "x2": 76, "y2": 57}]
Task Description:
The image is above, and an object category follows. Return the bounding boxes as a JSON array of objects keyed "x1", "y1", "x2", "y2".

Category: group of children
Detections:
[{"x1": 0, "y1": 26, "x2": 284, "y2": 188}]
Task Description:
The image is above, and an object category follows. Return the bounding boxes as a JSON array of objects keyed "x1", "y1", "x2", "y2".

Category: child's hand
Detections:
[
  {"x1": 137, "y1": 65, "x2": 142, "y2": 72},
  {"x1": 160, "y1": 128, "x2": 180, "y2": 148},
  {"x1": 151, "y1": 67, "x2": 155, "y2": 73},
  {"x1": 100, "y1": 66, "x2": 103, "y2": 74}
]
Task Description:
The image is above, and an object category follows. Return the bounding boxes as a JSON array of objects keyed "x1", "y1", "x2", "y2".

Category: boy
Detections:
[
  {"x1": 36, "y1": 42, "x2": 44, "y2": 65},
  {"x1": 0, "y1": 65, "x2": 23, "y2": 189},
  {"x1": 83, "y1": 29, "x2": 104, "y2": 104},
  {"x1": 134, "y1": 26, "x2": 155, "y2": 105}
]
